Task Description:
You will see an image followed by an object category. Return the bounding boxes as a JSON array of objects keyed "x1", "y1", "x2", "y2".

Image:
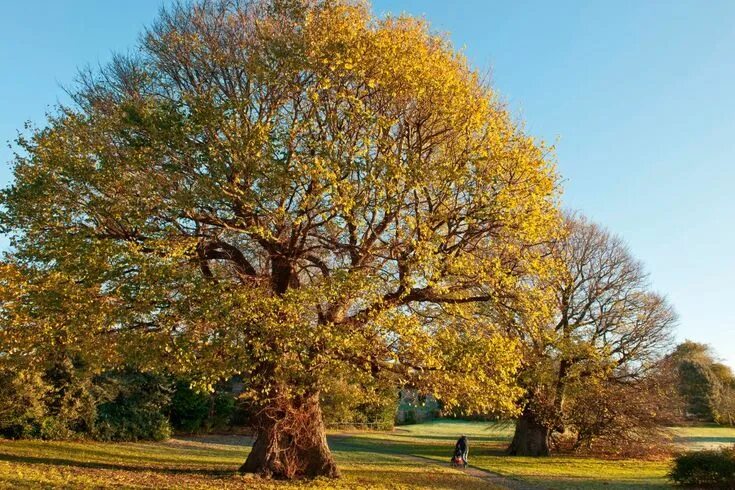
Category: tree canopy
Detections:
[{"x1": 0, "y1": 0, "x2": 560, "y2": 478}]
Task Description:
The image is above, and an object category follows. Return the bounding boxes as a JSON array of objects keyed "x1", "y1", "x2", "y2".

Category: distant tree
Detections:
[
  {"x1": 493, "y1": 215, "x2": 677, "y2": 456},
  {"x1": 0, "y1": 0, "x2": 559, "y2": 479},
  {"x1": 678, "y1": 359, "x2": 720, "y2": 420},
  {"x1": 716, "y1": 383, "x2": 735, "y2": 426},
  {"x1": 668, "y1": 341, "x2": 735, "y2": 424}
]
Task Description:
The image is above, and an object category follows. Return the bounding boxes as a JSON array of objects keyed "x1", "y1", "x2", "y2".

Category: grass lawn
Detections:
[
  {"x1": 341, "y1": 420, "x2": 672, "y2": 489},
  {"x1": 0, "y1": 434, "x2": 496, "y2": 489},
  {"x1": 0, "y1": 420, "x2": 733, "y2": 489}
]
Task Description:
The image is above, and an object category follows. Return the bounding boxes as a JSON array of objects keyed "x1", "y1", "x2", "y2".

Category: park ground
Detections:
[{"x1": 0, "y1": 420, "x2": 734, "y2": 489}]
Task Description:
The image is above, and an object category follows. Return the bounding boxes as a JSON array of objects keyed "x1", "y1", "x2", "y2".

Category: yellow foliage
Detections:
[{"x1": 0, "y1": 0, "x2": 561, "y2": 418}]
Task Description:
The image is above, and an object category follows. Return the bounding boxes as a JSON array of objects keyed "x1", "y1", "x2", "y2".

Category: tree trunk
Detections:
[
  {"x1": 507, "y1": 407, "x2": 551, "y2": 456},
  {"x1": 239, "y1": 391, "x2": 339, "y2": 480}
]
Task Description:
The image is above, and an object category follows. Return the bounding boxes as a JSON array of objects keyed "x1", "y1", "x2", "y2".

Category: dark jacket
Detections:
[{"x1": 454, "y1": 436, "x2": 468, "y2": 458}]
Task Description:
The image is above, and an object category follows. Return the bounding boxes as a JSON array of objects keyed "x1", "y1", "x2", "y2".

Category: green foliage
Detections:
[
  {"x1": 169, "y1": 381, "x2": 211, "y2": 433},
  {"x1": 92, "y1": 370, "x2": 173, "y2": 441},
  {"x1": 320, "y1": 373, "x2": 398, "y2": 430},
  {"x1": 669, "y1": 342, "x2": 735, "y2": 424},
  {"x1": 38, "y1": 417, "x2": 76, "y2": 440},
  {"x1": 41, "y1": 356, "x2": 98, "y2": 436},
  {"x1": 670, "y1": 447, "x2": 735, "y2": 488},
  {"x1": 678, "y1": 359, "x2": 720, "y2": 420},
  {"x1": 0, "y1": 355, "x2": 98, "y2": 440},
  {"x1": 0, "y1": 358, "x2": 247, "y2": 442},
  {"x1": 169, "y1": 380, "x2": 238, "y2": 433},
  {"x1": 211, "y1": 392, "x2": 237, "y2": 428},
  {"x1": 0, "y1": 368, "x2": 49, "y2": 439}
]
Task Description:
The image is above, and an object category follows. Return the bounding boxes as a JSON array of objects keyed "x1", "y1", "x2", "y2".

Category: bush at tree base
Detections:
[{"x1": 669, "y1": 446, "x2": 735, "y2": 488}]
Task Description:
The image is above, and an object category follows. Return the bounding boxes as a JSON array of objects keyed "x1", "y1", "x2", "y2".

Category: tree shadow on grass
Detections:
[
  {"x1": 0, "y1": 452, "x2": 235, "y2": 476},
  {"x1": 676, "y1": 435, "x2": 735, "y2": 444},
  {"x1": 329, "y1": 435, "x2": 452, "y2": 460},
  {"x1": 383, "y1": 434, "x2": 510, "y2": 443},
  {"x1": 525, "y1": 476, "x2": 671, "y2": 489},
  {"x1": 170, "y1": 435, "x2": 253, "y2": 447},
  {"x1": 3, "y1": 445, "x2": 244, "y2": 467},
  {"x1": 330, "y1": 434, "x2": 509, "y2": 456},
  {"x1": 337, "y1": 466, "x2": 496, "y2": 490}
]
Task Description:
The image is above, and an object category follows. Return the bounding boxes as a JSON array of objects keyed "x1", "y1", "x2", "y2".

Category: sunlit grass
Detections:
[
  {"x1": 336, "y1": 420, "x2": 671, "y2": 489},
  {"x1": 0, "y1": 433, "x2": 498, "y2": 489},
  {"x1": 1, "y1": 421, "x2": 733, "y2": 488},
  {"x1": 467, "y1": 454, "x2": 670, "y2": 489}
]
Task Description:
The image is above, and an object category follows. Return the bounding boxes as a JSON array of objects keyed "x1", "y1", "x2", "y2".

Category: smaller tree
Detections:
[
  {"x1": 711, "y1": 363, "x2": 735, "y2": 426},
  {"x1": 563, "y1": 361, "x2": 680, "y2": 456},
  {"x1": 496, "y1": 215, "x2": 677, "y2": 456}
]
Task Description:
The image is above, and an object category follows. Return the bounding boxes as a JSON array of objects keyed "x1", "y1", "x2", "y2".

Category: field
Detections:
[{"x1": 0, "y1": 421, "x2": 733, "y2": 489}]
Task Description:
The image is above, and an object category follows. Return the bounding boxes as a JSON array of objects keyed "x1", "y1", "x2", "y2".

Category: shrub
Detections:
[
  {"x1": 670, "y1": 447, "x2": 735, "y2": 487},
  {"x1": 211, "y1": 391, "x2": 237, "y2": 429},
  {"x1": 169, "y1": 380, "x2": 239, "y2": 433},
  {"x1": 0, "y1": 368, "x2": 49, "y2": 439},
  {"x1": 38, "y1": 416, "x2": 75, "y2": 440},
  {"x1": 42, "y1": 356, "x2": 99, "y2": 436},
  {"x1": 169, "y1": 381, "x2": 211, "y2": 433},
  {"x1": 0, "y1": 356, "x2": 97, "y2": 440},
  {"x1": 0, "y1": 361, "x2": 245, "y2": 441},
  {"x1": 92, "y1": 370, "x2": 173, "y2": 441},
  {"x1": 561, "y1": 367, "x2": 680, "y2": 457}
]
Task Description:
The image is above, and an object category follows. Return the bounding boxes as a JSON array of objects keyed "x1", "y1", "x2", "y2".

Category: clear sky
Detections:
[{"x1": 1, "y1": 1, "x2": 734, "y2": 367}]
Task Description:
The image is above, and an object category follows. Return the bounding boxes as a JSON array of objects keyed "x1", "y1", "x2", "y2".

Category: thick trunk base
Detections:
[
  {"x1": 240, "y1": 392, "x2": 339, "y2": 480},
  {"x1": 507, "y1": 408, "x2": 551, "y2": 456}
]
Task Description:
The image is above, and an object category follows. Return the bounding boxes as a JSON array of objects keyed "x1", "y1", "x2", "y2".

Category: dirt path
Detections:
[{"x1": 399, "y1": 454, "x2": 543, "y2": 490}]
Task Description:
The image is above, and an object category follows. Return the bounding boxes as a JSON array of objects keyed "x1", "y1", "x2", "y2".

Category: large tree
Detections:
[
  {"x1": 0, "y1": 0, "x2": 559, "y2": 479},
  {"x1": 496, "y1": 215, "x2": 677, "y2": 456}
]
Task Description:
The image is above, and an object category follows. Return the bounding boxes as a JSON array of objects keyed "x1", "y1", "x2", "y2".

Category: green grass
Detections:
[
  {"x1": 0, "y1": 433, "x2": 497, "y2": 489},
  {"x1": 670, "y1": 424, "x2": 735, "y2": 451},
  {"x1": 1, "y1": 421, "x2": 733, "y2": 489},
  {"x1": 468, "y1": 453, "x2": 670, "y2": 489},
  {"x1": 342, "y1": 420, "x2": 671, "y2": 489}
]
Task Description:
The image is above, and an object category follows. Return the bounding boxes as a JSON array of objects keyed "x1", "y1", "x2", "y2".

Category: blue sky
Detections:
[{"x1": 1, "y1": 1, "x2": 734, "y2": 367}]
